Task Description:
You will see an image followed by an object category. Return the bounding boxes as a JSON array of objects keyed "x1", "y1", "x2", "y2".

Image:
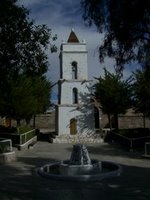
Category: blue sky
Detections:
[{"x1": 17, "y1": 0, "x2": 135, "y2": 103}]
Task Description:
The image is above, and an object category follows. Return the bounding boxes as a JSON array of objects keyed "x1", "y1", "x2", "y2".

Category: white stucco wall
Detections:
[
  {"x1": 60, "y1": 43, "x2": 88, "y2": 80},
  {"x1": 56, "y1": 104, "x2": 95, "y2": 135},
  {"x1": 62, "y1": 43, "x2": 86, "y2": 52},
  {"x1": 60, "y1": 81, "x2": 92, "y2": 104}
]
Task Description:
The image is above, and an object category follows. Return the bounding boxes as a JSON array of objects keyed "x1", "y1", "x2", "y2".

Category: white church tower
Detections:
[{"x1": 56, "y1": 29, "x2": 95, "y2": 136}]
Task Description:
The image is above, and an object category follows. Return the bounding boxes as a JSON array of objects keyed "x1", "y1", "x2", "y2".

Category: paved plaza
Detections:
[{"x1": 0, "y1": 141, "x2": 150, "y2": 200}]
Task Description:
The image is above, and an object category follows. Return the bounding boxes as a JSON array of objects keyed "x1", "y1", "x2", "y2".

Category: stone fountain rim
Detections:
[
  {"x1": 38, "y1": 160, "x2": 122, "y2": 182},
  {"x1": 61, "y1": 158, "x2": 100, "y2": 166}
]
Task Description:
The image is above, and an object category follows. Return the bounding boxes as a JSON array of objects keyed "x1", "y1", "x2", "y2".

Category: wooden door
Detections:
[{"x1": 70, "y1": 118, "x2": 77, "y2": 135}]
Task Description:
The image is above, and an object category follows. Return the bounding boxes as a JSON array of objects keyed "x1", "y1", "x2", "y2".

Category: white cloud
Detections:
[{"x1": 17, "y1": 0, "x2": 44, "y2": 7}]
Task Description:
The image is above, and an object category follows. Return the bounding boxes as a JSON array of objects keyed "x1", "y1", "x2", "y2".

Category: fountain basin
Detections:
[
  {"x1": 38, "y1": 160, "x2": 121, "y2": 182},
  {"x1": 60, "y1": 159, "x2": 102, "y2": 176},
  {"x1": 38, "y1": 144, "x2": 121, "y2": 182}
]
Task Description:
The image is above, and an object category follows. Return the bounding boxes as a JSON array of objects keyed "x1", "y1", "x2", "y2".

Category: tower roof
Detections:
[{"x1": 67, "y1": 29, "x2": 79, "y2": 43}]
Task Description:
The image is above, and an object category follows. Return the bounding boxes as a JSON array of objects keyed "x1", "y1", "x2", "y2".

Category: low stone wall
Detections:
[
  {"x1": 33, "y1": 113, "x2": 55, "y2": 130},
  {"x1": 118, "y1": 116, "x2": 145, "y2": 129},
  {"x1": 0, "y1": 113, "x2": 55, "y2": 130},
  {"x1": 1, "y1": 111, "x2": 150, "y2": 131},
  {"x1": 100, "y1": 114, "x2": 150, "y2": 129}
]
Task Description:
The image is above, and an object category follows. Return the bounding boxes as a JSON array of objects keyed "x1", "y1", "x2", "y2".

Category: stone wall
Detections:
[
  {"x1": 32, "y1": 113, "x2": 55, "y2": 130},
  {"x1": 100, "y1": 114, "x2": 150, "y2": 129},
  {"x1": 0, "y1": 112, "x2": 55, "y2": 131}
]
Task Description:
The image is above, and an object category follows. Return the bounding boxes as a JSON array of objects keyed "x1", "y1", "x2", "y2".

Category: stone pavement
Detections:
[{"x1": 0, "y1": 141, "x2": 150, "y2": 200}]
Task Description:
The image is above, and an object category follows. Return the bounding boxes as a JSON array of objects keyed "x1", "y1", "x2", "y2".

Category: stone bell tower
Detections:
[{"x1": 56, "y1": 29, "x2": 94, "y2": 136}]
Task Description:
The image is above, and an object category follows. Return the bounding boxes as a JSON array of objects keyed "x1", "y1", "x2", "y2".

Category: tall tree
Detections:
[
  {"x1": 133, "y1": 41, "x2": 150, "y2": 127},
  {"x1": 81, "y1": 0, "x2": 150, "y2": 70},
  {"x1": 11, "y1": 76, "x2": 51, "y2": 126},
  {"x1": 133, "y1": 65, "x2": 150, "y2": 127},
  {"x1": 95, "y1": 68, "x2": 131, "y2": 128},
  {"x1": 0, "y1": 0, "x2": 57, "y2": 117}
]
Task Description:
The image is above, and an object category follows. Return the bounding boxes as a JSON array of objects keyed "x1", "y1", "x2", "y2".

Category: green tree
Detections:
[
  {"x1": 0, "y1": 0, "x2": 57, "y2": 117},
  {"x1": 11, "y1": 76, "x2": 36, "y2": 126},
  {"x1": 81, "y1": 0, "x2": 150, "y2": 69},
  {"x1": 11, "y1": 76, "x2": 51, "y2": 126},
  {"x1": 133, "y1": 44, "x2": 150, "y2": 126},
  {"x1": 95, "y1": 68, "x2": 131, "y2": 128},
  {"x1": 133, "y1": 65, "x2": 150, "y2": 127}
]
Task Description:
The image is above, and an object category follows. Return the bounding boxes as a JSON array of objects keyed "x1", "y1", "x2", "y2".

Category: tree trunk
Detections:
[
  {"x1": 108, "y1": 114, "x2": 112, "y2": 129},
  {"x1": 17, "y1": 119, "x2": 21, "y2": 127},
  {"x1": 33, "y1": 115, "x2": 36, "y2": 128},
  {"x1": 25, "y1": 118, "x2": 31, "y2": 127},
  {"x1": 143, "y1": 114, "x2": 146, "y2": 128},
  {"x1": 114, "y1": 113, "x2": 119, "y2": 129}
]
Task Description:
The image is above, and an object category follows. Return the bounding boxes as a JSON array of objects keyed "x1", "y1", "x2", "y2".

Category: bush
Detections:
[
  {"x1": 109, "y1": 128, "x2": 150, "y2": 150},
  {"x1": 0, "y1": 125, "x2": 17, "y2": 133},
  {"x1": 115, "y1": 128, "x2": 150, "y2": 138}
]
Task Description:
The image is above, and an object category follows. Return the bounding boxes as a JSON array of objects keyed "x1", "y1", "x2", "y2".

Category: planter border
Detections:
[
  {"x1": 0, "y1": 151, "x2": 16, "y2": 164},
  {"x1": 17, "y1": 135, "x2": 37, "y2": 150}
]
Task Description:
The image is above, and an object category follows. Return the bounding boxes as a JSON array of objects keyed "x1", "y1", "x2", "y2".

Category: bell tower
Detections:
[{"x1": 56, "y1": 29, "x2": 94, "y2": 136}]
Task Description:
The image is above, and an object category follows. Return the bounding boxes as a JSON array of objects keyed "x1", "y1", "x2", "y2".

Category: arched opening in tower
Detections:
[{"x1": 72, "y1": 88, "x2": 78, "y2": 104}]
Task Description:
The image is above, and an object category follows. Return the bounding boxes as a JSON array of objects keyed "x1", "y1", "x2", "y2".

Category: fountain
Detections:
[{"x1": 38, "y1": 144, "x2": 121, "y2": 182}]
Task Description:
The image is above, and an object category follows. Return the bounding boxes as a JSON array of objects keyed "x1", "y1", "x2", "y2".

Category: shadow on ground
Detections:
[
  {"x1": 17, "y1": 156, "x2": 58, "y2": 168},
  {"x1": 0, "y1": 163, "x2": 150, "y2": 200}
]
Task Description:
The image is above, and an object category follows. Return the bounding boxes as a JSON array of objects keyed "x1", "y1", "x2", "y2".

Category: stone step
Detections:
[{"x1": 53, "y1": 134, "x2": 103, "y2": 144}]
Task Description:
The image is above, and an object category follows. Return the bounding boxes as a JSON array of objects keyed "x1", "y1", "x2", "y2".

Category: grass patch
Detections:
[{"x1": 17, "y1": 126, "x2": 33, "y2": 134}]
